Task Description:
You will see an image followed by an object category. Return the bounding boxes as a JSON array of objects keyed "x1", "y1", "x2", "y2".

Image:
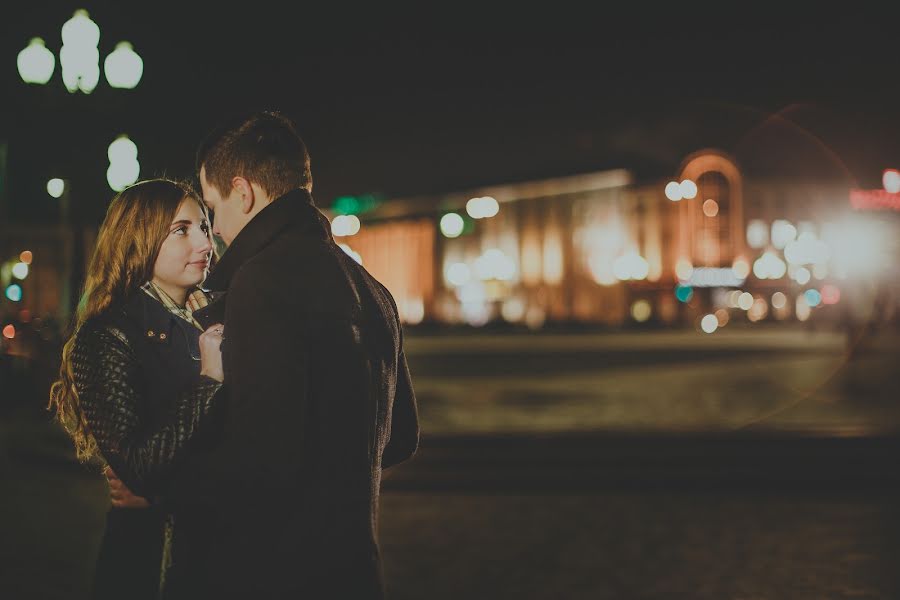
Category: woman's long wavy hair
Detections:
[{"x1": 49, "y1": 178, "x2": 213, "y2": 461}]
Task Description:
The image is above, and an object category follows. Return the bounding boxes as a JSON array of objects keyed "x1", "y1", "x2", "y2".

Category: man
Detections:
[{"x1": 161, "y1": 111, "x2": 419, "y2": 598}]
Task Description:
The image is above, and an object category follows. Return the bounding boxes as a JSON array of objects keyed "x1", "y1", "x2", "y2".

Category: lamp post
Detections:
[
  {"x1": 18, "y1": 10, "x2": 144, "y2": 93},
  {"x1": 16, "y1": 9, "x2": 145, "y2": 318}
]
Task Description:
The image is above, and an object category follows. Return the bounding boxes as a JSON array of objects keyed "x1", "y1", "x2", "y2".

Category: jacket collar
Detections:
[
  {"x1": 203, "y1": 188, "x2": 329, "y2": 292},
  {"x1": 121, "y1": 289, "x2": 178, "y2": 344}
]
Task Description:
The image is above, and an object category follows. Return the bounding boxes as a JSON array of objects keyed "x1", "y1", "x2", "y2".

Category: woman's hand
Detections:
[
  {"x1": 104, "y1": 466, "x2": 150, "y2": 509},
  {"x1": 200, "y1": 323, "x2": 225, "y2": 382}
]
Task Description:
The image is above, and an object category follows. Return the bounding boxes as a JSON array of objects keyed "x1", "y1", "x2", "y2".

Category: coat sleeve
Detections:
[
  {"x1": 382, "y1": 345, "x2": 419, "y2": 468},
  {"x1": 71, "y1": 323, "x2": 223, "y2": 497},
  {"x1": 378, "y1": 285, "x2": 419, "y2": 468}
]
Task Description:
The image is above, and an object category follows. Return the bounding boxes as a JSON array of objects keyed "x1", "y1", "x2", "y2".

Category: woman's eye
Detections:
[
  {"x1": 200, "y1": 222, "x2": 210, "y2": 234},
  {"x1": 173, "y1": 226, "x2": 187, "y2": 235}
]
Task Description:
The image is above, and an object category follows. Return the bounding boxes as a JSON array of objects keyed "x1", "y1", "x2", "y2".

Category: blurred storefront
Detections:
[{"x1": 330, "y1": 150, "x2": 900, "y2": 330}]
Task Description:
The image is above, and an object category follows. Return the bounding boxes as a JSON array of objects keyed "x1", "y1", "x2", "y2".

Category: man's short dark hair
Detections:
[{"x1": 197, "y1": 111, "x2": 312, "y2": 200}]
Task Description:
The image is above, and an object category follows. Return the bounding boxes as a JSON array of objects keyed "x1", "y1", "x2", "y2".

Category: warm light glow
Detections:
[
  {"x1": 446, "y1": 262, "x2": 471, "y2": 287},
  {"x1": 746, "y1": 220, "x2": 768, "y2": 249},
  {"x1": 457, "y1": 281, "x2": 486, "y2": 304},
  {"x1": 331, "y1": 215, "x2": 346, "y2": 236},
  {"x1": 731, "y1": 258, "x2": 750, "y2": 280},
  {"x1": 613, "y1": 252, "x2": 649, "y2": 281},
  {"x1": 542, "y1": 233, "x2": 564, "y2": 285},
  {"x1": 462, "y1": 301, "x2": 490, "y2": 327},
  {"x1": 17, "y1": 38, "x2": 55, "y2": 84},
  {"x1": 687, "y1": 267, "x2": 745, "y2": 288},
  {"x1": 482, "y1": 197, "x2": 499, "y2": 218},
  {"x1": 738, "y1": 292, "x2": 754, "y2": 311},
  {"x1": 675, "y1": 258, "x2": 694, "y2": 281},
  {"x1": 700, "y1": 314, "x2": 718, "y2": 334},
  {"x1": 501, "y1": 297, "x2": 526, "y2": 322},
  {"x1": 883, "y1": 169, "x2": 900, "y2": 194},
  {"x1": 631, "y1": 300, "x2": 652, "y2": 323},
  {"x1": 748, "y1": 298, "x2": 769, "y2": 322},
  {"x1": 665, "y1": 181, "x2": 683, "y2": 202},
  {"x1": 771, "y1": 220, "x2": 797, "y2": 250},
  {"x1": 440, "y1": 213, "x2": 464, "y2": 238},
  {"x1": 19, "y1": 251, "x2": 33, "y2": 265},
  {"x1": 796, "y1": 296, "x2": 811, "y2": 321},
  {"x1": 680, "y1": 179, "x2": 698, "y2": 200},
  {"x1": 520, "y1": 234, "x2": 542, "y2": 286},
  {"x1": 331, "y1": 214, "x2": 360, "y2": 237},
  {"x1": 466, "y1": 196, "x2": 500, "y2": 219},
  {"x1": 753, "y1": 251, "x2": 787, "y2": 280},
  {"x1": 588, "y1": 255, "x2": 617, "y2": 286},
  {"x1": 12, "y1": 263, "x2": 29, "y2": 280},
  {"x1": 402, "y1": 298, "x2": 425, "y2": 325},
  {"x1": 474, "y1": 249, "x2": 516, "y2": 281},
  {"x1": 715, "y1": 308, "x2": 730, "y2": 327},
  {"x1": 771, "y1": 292, "x2": 787, "y2": 309},
  {"x1": 702, "y1": 199, "x2": 719, "y2": 217},
  {"x1": 823, "y1": 216, "x2": 890, "y2": 279},
  {"x1": 525, "y1": 306, "x2": 546, "y2": 330},
  {"x1": 104, "y1": 41, "x2": 143, "y2": 89},
  {"x1": 2, "y1": 325, "x2": 15, "y2": 339},
  {"x1": 784, "y1": 236, "x2": 829, "y2": 266}
]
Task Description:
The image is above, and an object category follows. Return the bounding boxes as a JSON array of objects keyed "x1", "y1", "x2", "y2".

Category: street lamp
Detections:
[
  {"x1": 104, "y1": 42, "x2": 144, "y2": 89},
  {"x1": 60, "y1": 9, "x2": 101, "y2": 94},
  {"x1": 19, "y1": 10, "x2": 143, "y2": 94},
  {"x1": 47, "y1": 178, "x2": 66, "y2": 198},
  {"x1": 107, "y1": 135, "x2": 140, "y2": 191},
  {"x1": 17, "y1": 38, "x2": 55, "y2": 84}
]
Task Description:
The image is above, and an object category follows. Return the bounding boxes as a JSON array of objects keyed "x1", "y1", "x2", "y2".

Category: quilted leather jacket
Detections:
[{"x1": 71, "y1": 290, "x2": 223, "y2": 498}]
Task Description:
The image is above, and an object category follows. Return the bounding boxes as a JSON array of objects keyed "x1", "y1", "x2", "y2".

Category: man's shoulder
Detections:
[{"x1": 228, "y1": 239, "x2": 371, "y2": 319}]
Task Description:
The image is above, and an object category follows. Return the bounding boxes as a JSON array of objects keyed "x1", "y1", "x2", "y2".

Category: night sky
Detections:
[{"x1": 3, "y1": 5, "x2": 899, "y2": 225}]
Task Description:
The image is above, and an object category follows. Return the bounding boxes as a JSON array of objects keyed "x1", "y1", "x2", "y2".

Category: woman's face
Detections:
[{"x1": 152, "y1": 198, "x2": 213, "y2": 295}]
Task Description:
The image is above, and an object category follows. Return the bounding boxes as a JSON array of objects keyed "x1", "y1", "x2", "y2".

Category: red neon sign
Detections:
[{"x1": 849, "y1": 189, "x2": 900, "y2": 211}]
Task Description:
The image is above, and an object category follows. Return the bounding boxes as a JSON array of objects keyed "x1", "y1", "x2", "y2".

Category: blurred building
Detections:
[{"x1": 331, "y1": 149, "x2": 900, "y2": 329}]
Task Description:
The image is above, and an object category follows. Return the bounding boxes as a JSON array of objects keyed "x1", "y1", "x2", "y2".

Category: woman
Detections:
[{"x1": 49, "y1": 179, "x2": 225, "y2": 599}]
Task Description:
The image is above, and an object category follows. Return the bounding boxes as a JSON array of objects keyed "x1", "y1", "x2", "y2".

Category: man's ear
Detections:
[{"x1": 231, "y1": 177, "x2": 255, "y2": 214}]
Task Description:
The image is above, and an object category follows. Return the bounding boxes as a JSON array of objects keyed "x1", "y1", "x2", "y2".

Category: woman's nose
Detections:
[{"x1": 194, "y1": 231, "x2": 213, "y2": 253}]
